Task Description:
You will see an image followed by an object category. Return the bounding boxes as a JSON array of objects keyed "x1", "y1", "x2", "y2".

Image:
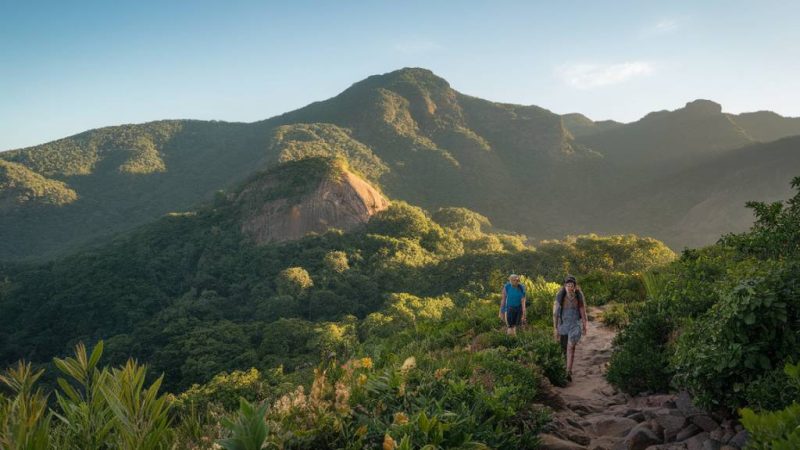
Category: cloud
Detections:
[
  {"x1": 555, "y1": 62, "x2": 655, "y2": 89},
  {"x1": 641, "y1": 16, "x2": 689, "y2": 36},
  {"x1": 653, "y1": 18, "x2": 679, "y2": 33},
  {"x1": 393, "y1": 39, "x2": 443, "y2": 55}
]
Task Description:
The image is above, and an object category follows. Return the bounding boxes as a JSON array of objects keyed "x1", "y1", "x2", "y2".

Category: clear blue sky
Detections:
[{"x1": 2, "y1": 0, "x2": 799, "y2": 151}]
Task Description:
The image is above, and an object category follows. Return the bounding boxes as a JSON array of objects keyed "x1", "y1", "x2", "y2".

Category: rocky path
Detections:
[{"x1": 537, "y1": 307, "x2": 749, "y2": 450}]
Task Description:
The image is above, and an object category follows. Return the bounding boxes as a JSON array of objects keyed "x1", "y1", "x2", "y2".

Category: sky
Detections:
[{"x1": 2, "y1": 0, "x2": 799, "y2": 151}]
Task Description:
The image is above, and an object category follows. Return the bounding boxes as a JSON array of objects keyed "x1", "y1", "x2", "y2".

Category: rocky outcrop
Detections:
[{"x1": 239, "y1": 166, "x2": 388, "y2": 244}]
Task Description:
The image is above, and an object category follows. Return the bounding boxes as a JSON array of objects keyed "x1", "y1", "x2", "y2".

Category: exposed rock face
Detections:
[{"x1": 240, "y1": 169, "x2": 388, "y2": 244}]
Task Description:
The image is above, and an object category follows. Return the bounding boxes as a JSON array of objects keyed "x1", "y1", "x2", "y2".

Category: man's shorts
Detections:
[{"x1": 506, "y1": 306, "x2": 522, "y2": 328}]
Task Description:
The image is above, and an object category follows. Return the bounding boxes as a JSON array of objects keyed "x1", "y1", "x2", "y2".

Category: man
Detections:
[
  {"x1": 553, "y1": 275, "x2": 588, "y2": 382},
  {"x1": 499, "y1": 274, "x2": 526, "y2": 336}
]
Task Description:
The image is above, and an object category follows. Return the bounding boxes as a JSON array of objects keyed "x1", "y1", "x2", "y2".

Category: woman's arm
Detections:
[
  {"x1": 578, "y1": 287, "x2": 588, "y2": 333},
  {"x1": 552, "y1": 299, "x2": 559, "y2": 338}
]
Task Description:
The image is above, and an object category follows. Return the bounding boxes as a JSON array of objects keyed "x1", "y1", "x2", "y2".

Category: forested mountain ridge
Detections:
[
  {"x1": 2, "y1": 67, "x2": 799, "y2": 261},
  {"x1": 0, "y1": 156, "x2": 676, "y2": 395}
]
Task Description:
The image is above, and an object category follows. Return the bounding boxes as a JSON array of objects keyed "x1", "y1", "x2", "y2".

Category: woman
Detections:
[
  {"x1": 499, "y1": 274, "x2": 526, "y2": 336},
  {"x1": 553, "y1": 275, "x2": 588, "y2": 381}
]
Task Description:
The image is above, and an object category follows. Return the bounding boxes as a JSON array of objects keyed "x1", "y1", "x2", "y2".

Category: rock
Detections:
[
  {"x1": 683, "y1": 432, "x2": 709, "y2": 450},
  {"x1": 627, "y1": 412, "x2": 646, "y2": 422},
  {"x1": 586, "y1": 415, "x2": 639, "y2": 437},
  {"x1": 675, "y1": 424, "x2": 701, "y2": 442},
  {"x1": 675, "y1": 392, "x2": 703, "y2": 417},
  {"x1": 644, "y1": 445, "x2": 688, "y2": 450},
  {"x1": 567, "y1": 416, "x2": 586, "y2": 430},
  {"x1": 618, "y1": 423, "x2": 662, "y2": 450},
  {"x1": 702, "y1": 440, "x2": 721, "y2": 450},
  {"x1": 720, "y1": 446, "x2": 737, "y2": 450},
  {"x1": 239, "y1": 167, "x2": 389, "y2": 244},
  {"x1": 727, "y1": 430, "x2": 748, "y2": 448},
  {"x1": 540, "y1": 377, "x2": 569, "y2": 410},
  {"x1": 720, "y1": 430, "x2": 734, "y2": 444},
  {"x1": 655, "y1": 414, "x2": 687, "y2": 442},
  {"x1": 662, "y1": 400, "x2": 677, "y2": 409},
  {"x1": 539, "y1": 433, "x2": 588, "y2": 450},
  {"x1": 690, "y1": 415, "x2": 719, "y2": 432}
]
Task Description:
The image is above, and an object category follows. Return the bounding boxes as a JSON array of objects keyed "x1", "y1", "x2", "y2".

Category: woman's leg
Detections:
[{"x1": 567, "y1": 342, "x2": 577, "y2": 374}]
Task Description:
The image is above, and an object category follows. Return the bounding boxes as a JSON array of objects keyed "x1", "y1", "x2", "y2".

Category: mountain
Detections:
[
  {"x1": 576, "y1": 100, "x2": 753, "y2": 173},
  {"x1": 1, "y1": 68, "x2": 799, "y2": 260},
  {"x1": 596, "y1": 135, "x2": 800, "y2": 248},
  {"x1": 729, "y1": 110, "x2": 800, "y2": 142},
  {"x1": 561, "y1": 113, "x2": 623, "y2": 138}
]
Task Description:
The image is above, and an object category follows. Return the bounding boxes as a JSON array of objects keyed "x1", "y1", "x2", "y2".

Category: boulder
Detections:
[
  {"x1": 690, "y1": 415, "x2": 719, "y2": 432},
  {"x1": 617, "y1": 423, "x2": 662, "y2": 450},
  {"x1": 675, "y1": 392, "x2": 703, "y2": 417},
  {"x1": 655, "y1": 414, "x2": 687, "y2": 442},
  {"x1": 675, "y1": 424, "x2": 701, "y2": 442},
  {"x1": 727, "y1": 430, "x2": 748, "y2": 448},
  {"x1": 682, "y1": 432, "x2": 709, "y2": 450},
  {"x1": 586, "y1": 415, "x2": 639, "y2": 437},
  {"x1": 539, "y1": 433, "x2": 588, "y2": 450}
]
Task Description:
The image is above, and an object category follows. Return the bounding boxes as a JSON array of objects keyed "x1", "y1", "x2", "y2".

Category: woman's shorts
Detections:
[{"x1": 506, "y1": 306, "x2": 522, "y2": 327}]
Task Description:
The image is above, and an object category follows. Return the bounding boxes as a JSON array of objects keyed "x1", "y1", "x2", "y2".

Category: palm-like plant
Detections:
[
  {"x1": 100, "y1": 359, "x2": 173, "y2": 450},
  {"x1": 52, "y1": 341, "x2": 115, "y2": 449},
  {"x1": 0, "y1": 361, "x2": 52, "y2": 449},
  {"x1": 218, "y1": 398, "x2": 271, "y2": 450}
]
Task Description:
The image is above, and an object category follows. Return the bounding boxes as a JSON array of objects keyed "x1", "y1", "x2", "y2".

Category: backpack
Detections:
[{"x1": 556, "y1": 288, "x2": 584, "y2": 323}]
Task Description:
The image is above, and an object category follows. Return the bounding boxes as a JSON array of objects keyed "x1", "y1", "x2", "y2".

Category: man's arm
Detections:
[
  {"x1": 499, "y1": 286, "x2": 507, "y2": 318},
  {"x1": 521, "y1": 296, "x2": 527, "y2": 322}
]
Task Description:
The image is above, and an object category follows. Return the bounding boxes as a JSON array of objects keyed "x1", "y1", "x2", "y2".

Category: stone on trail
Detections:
[
  {"x1": 727, "y1": 430, "x2": 748, "y2": 448},
  {"x1": 539, "y1": 433, "x2": 589, "y2": 450},
  {"x1": 675, "y1": 392, "x2": 703, "y2": 417},
  {"x1": 585, "y1": 415, "x2": 639, "y2": 437},
  {"x1": 614, "y1": 423, "x2": 662, "y2": 450},
  {"x1": 690, "y1": 415, "x2": 719, "y2": 432},
  {"x1": 654, "y1": 414, "x2": 688, "y2": 442},
  {"x1": 682, "y1": 432, "x2": 709, "y2": 450},
  {"x1": 675, "y1": 424, "x2": 701, "y2": 442}
]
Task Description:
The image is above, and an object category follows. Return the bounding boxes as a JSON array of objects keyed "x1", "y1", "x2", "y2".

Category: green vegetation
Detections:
[
  {"x1": 0, "y1": 160, "x2": 77, "y2": 207},
  {"x1": 0, "y1": 156, "x2": 676, "y2": 447},
  {"x1": 607, "y1": 177, "x2": 800, "y2": 415},
  {"x1": 3, "y1": 68, "x2": 800, "y2": 261}
]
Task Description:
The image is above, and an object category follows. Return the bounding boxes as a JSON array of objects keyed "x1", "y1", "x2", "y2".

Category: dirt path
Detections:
[
  {"x1": 554, "y1": 306, "x2": 623, "y2": 414},
  {"x1": 537, "y1": 307, "x2": 747, "y2": 450}
]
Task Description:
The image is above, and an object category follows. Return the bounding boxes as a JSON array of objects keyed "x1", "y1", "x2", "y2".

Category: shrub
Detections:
[
  {"x1": 739, "y1": 362, "x2": 800, "y2": 450},
  {"x1": 671, "y1": 268, "x2": 800, "y2": 410},
  {"x1": 607, "y1": 300, "x2": 674, "y2": 394}
]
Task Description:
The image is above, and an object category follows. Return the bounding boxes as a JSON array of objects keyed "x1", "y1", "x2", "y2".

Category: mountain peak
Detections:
[
  {"x1": 347, "y1": 67, "x2": 451, "y2": 94},
  {"x1": 683, "y1": 99, "x2": 722, "y2": 115}
]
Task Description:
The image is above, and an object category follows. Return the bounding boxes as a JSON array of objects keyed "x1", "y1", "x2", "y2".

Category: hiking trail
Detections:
[{"x1": 537, "y1": 306, "x2": 748, "y2": 450}]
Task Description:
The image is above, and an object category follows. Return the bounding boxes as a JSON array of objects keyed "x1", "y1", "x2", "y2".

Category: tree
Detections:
[{"x1": 276, "y1": 267, "x2": 313, "y2": 298}]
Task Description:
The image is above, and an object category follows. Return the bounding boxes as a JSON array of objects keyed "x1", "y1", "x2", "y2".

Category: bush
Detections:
[
  {"x1": 600, "y1": 302, "x2": 643, "y2": 330},
  {"x1": 670, "y1": 267, "x2": 800, "y2": 410},
  {"x1": 607, "y1": 300, "x2": 674, "y2": 394},
  {"x1": 739, "y1": 362, "x2": 800, "y2": 450}
]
